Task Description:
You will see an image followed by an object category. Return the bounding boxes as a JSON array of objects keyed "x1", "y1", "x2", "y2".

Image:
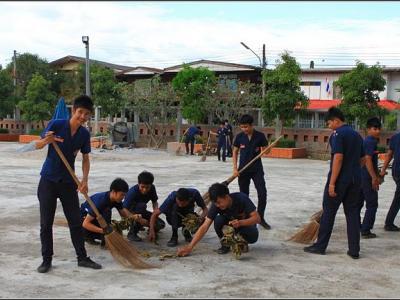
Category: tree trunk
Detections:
[{"x1": 274, "y1": 115, "x2": 282, "y2": 139}]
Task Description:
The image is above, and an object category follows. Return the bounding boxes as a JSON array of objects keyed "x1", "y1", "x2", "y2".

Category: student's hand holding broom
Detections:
[{"x1": 36, "y1": 131, "x2": 64, "y2": 149}]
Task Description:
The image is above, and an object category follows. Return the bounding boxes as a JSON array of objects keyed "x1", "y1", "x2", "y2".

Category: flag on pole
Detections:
[{"x1": 325, "y1": 78, "x2": 330, "y2": 96}]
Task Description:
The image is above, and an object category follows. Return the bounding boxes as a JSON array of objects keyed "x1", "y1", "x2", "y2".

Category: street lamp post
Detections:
[{"x1": 241, "y1": 42, "x2": 266, "y2": 126}]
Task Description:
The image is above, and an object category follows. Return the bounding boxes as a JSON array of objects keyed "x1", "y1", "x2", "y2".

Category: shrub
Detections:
[
  {"x1": 29, "y1": 128, "x2": 44, "y2": 136},
  {"x1": 377, "y1": 145, "x2": 387, "y2": 153},
  {"x1": 271, "y1": 138, "x2": 296, "y2": 148},
  {"x1": 0, "y1": 128, "x2": 9, "y2": 134}
]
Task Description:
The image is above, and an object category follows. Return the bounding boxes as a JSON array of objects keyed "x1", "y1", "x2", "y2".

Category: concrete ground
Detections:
[{"x1": 0, "y1": 141, "x2": 400, "y2": 298}]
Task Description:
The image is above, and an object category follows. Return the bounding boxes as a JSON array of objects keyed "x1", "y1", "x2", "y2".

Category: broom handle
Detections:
[
  {"x1": 204, "y1": 131, "x2": 211, "y2": 151},
  {"x1": 51, "y1": 142, "x2": 108, "y2": 229},
  {"x1": 224, "y1": 135, "x2": 283, "y2": 185}
]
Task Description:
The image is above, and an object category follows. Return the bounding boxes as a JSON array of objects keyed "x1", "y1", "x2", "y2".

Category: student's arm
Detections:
[
  {"x1": 200, "y1": 206, "x2": 208, "y2": 220},
  {"x1": 119, "y1": 208, "x2": 147, "y2": 225},
  {"x1": 82, "y1": 214, "x2": 103, "y2": 234},
  {"x1": 36, "y1": 131, "x2": 64, "y2": 149},
  {"x1": 365, "y1": 155, "x2": 380, "y2": 190},
  {"x1": 148, "y1": 208, "x2": 162, "y2": 242},
  {"x1": 329, "y1": 153, "x2": 344, "y2": 197},
  {"x1": 77, "y1": 153, "x2": 90, "y2": 194},
  {"x1": 380, "y1": 150, "x2": 393, "y2": 177},
  {"x1": 177, "y1": 217, "x2": 213, "y2": 257},
  {"x1": 229, "y1": 210, "x2": 261, "y2": 228},
  {"x1": 152, "y1": 201, "x2": 159, "y2": 210}
]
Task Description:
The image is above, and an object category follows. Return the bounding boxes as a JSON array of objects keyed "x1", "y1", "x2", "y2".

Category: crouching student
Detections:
[
  {"x1": 80, "y1": 178, "x2": 145, "y2": 246},
  {"x1": 177, "y1": 183, "x2": 261, "y2": 257},
  {"x1": 149, "y1": 188, "x2": 208, "y2": 247},
  {"x1": 123, "y1": 171, "x2": 165, "y2": 242}
]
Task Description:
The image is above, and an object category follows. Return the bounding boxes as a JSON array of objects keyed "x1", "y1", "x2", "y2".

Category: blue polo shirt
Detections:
[
  {"x1": 207, "y1": 192, "x2": 256, "y2": 221},
  {"x1": 233, "y1": 129, "x2": 268, "y2": 174},
  {"x1": 123, "y1": 184, "x2": 158, "y2": 211},
  {"x1": 389, "y1": 132, "x2": 400, "y2": 178},
  {"x1": 159, "y1": 188, "x2": 206, "y2": 215},
  {"x1": 40, "y1": 119, "x2": 91, "y2": 184},
  {"x1": 329, "y1": 124, "x2": 364, "y2": 184},
  {"x1": 186, "y1": 126, "x2": 200, "y2": 138},
  {"x1": 217, "y1": 127, "x2": 229, "y2": 145},
  {"x1": 361, "y1": 135, "x2": 379, "y2": 180},
  {"x1": 80, "y1": 191, "x2": 123, "y2": 218},
  {"x1": 225, "y1": 124, "x2": 233, "y2": 135}
]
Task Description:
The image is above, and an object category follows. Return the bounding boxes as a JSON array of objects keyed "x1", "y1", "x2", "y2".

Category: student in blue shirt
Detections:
[
  {"x1": 177, "y1": 183, "x2": 261, "y2": 257},
  {"x1": 35, "y1": 95, "x2": 101, "y2": 273},
  {"x1": 359, "y1": 117, "x2": 383, "y2": 238},
  {"x1": 232, "y1": 114, "x2": 270, "y2": 229},
  {"x1": 224, "y1": 119, "x2": 234, "y2": 157},
  {"x1": 123, "y1": 171, "x2": 165, "y2": 242},
  {"x1": 184, "y1": 125, "x2": 201, "y2": 155},
  {"x1": 379, "y1": 125, "x2": 400, "y2": 232},
  {"x1": 210, "y1": 121, "x2": 229, "y2": 162},
  {"x1": 304, "y1": 107, "x2": 365, "y2": 259},
  {"x1": 81, "y1": 178, "x2": 143, "y2": 246},
  {"x1": 148, "y1": 188, "x2": 208, "y2": 247}
]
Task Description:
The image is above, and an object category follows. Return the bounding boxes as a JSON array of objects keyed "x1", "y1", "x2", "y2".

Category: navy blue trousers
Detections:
[
  {"x1": 165, "y1": 204, "x2": 196, "y2": 231},
  {"x1": 185, "y1": 136, "x2": 195, "y2": 155},
  {"x1": 214, "y1": 215, "x2": 259, "y2": 244},
  {"x1": 359, "y1": 178, "x2": 378, "y2": 232},
  {"x1": 37, "y1": 177, "x2": 87, "y2": 260},
  {"x1": 385, "y1": 176, "x2": 400, "y2": 226},
  {"x1": 313, "y1": 180, "x2": 361, "y2": 255},
  {"x1": 238, "y1": 171, "x2": 267, "y2": 219},
  {"x1": 217, "y1": 141, "x2": 227, "y2": 161},
  {"x1": 128, "y1": 202, "x2": 165, "y2": 234}
]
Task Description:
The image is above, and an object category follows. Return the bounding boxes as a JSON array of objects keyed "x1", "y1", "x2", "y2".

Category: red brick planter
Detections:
[
  {"x1": 264, "y1": 147, "x2": 307, "y2": 159},
  {"x1": 167, "y1": 142, "x2": 203, "y2": 154},
  {"x1": 19, "y1": 135, "x2": 40, "y2": 144},
  {"x1": 0, "y1": 134, "x2": 20, "y2": 142}
]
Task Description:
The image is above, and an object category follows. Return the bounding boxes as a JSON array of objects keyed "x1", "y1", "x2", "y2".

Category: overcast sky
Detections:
[{"x1": 1, "y1": 1, "x2": 400, "y2": 69}]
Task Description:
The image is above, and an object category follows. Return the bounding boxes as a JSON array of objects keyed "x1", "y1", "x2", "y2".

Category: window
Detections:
[
  {"x1": 314, "y1": 136, "x2": 318, "y2": 142},
  {"x1": 324, "y1": 136, "x2": 329, "y2": 143},
  {"x1": 155, "y1": 129, "x2": 158, "y2": 136},
  {"x1": 284, "y1": 134, "x2": 288, "y2": 139},
  {"x1": 298, "y1": 112, "x2": 313, "y2": 128},
  {"x1": 170, "y1": 130, "x2": 174, "y2": 136},
  {"x1": 304, "y1": 135, "x2": 308, "y2": 142},
  {"x1": 11, "y1": 124, "x2": 14, "y2": 129},
  {"x1": 332, "y1": 81, "x2": 342, "y2": 99},
  {"x1": 218, "y1": 74, "x2": 238, "y2": 91},
  {"x1": 294, "y1": 134, "x2": 298, "y2": 141},
  {"x1": 140, "y1": 128, "x2": 144, "y2": 135},
  {"x1": 317, "y1": 113, "x2": 327, "y2": 128}
]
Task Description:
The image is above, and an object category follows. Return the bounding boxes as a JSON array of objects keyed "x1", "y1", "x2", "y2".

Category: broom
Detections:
[
  {"x1": 287, "y1": 209, "x2": 323, "y2": 244},
  {"x1": 200, "y1": 132, "x2": 211, "y2": 162},
  {"x1": 200, "y1": 135, "x2": 283, "y2": 206},
  {"x1": 176, "y1": 129, "x2": 188, "y2": 155},
  {"x1": 51, "y1": 141, "x2": 154, "y2": 269}
]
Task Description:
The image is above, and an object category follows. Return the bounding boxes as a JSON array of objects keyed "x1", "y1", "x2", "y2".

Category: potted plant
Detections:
[{"x1": 264, "y1": 138, "x2": 307, "y2": 159}]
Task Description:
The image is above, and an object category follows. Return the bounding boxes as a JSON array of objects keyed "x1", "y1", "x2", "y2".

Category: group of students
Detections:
[
  {"x1": 34, "y1": 94, "x2": 400, "y2": 274},
  {"x1": 35, "y1": 95, "x2": 271, "y2": 273}
]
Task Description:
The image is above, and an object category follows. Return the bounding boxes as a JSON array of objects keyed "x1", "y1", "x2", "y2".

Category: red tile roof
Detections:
[{"x1": 306, "y1": 99, "x2": 400, "y2": 111}]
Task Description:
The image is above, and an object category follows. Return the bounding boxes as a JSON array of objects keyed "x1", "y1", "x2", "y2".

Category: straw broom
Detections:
[
  {"x1": 52, "y1": 142, "x2": 154, "y2": 269},
  {"x1": 176, "y1": 129, "x2": 188, "y2": 155},
  {"x1": 200, "y1": 135, "x2": 283, "y2": 207},
  {"x1": 200, "y1": 132, "x2": 211, "y2": 162},
  {"x1": 287, "y1": 209, "x2": 323, "y2": 244}
]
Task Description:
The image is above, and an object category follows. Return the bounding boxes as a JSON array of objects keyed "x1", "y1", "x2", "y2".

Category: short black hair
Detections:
[
  {"x1": 208, "y1": 183, "x2": 230, "y2": 203},
  {"x1": 196, "y1": 126, "x2": 201, "y2": 130},
  {"x1": 110, "y1": 178, "x2": 129, "y2": 193},
  {"x1": 325, "y1": 107, "x2": 345, "y2": 122},
  {"x1": 138, "y1": 171, "x2": 154, "y2": 185},
  {"x1": 176, "y1": 188, "x2": 191, "y2": 202},
  {"x1": 366, "y1": 117, "x2": 382, "y2": 129},
  {"x1": 73, "y1": 95, "x2": 94, "y2": 113},
  {"x1": 239, "y1": 114, "x2": 254, "y2": 125},
  {"x1": 220, "y1": 120, "x2": 225, "y2": 125}
]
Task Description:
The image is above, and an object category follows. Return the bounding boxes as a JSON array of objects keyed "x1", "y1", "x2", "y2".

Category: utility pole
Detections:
[
  {"x1": 13, "y1": 50, "x2": 20, "y2": 121},
  {"x1": 262, "y1": 44, "x2": 266, "y2": 100},
  {"x1": 82, "y1": 36, "x2": 90, "y2": 97}
]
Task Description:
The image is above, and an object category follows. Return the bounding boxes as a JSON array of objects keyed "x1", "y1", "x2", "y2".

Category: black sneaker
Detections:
[
  {"x1": 127, "y1": 232, "x2": 143, "y2": 242},
  {"x1": 84, "y1": 237, "x2": 101, "y2": 245},
  {"x1": 260, "y1": 219, "x2": 271, "y2": 230},
  {"x1": 384, "y1": 224, "x2": 400, "y2": 231},
  {"x1": 303, "y1": 245, "x2": 326, "y2": 255},
  {"x1": 217, "y1": 245, "x2": 230, "y2": 254},
  {"x1": 361, "y1": 231, "x2": 377, "y2": 239},
  {"x1": 37, "y1": 259, "x2": 52, "y2": 273},
  {"x1": 77, "y1": 257, "x2": 102, "y2": 269},
  {"x1": 167, "y1": 236, "x2": 178, "y2": 247},
  {"x1": 347, "y1": 250, "x2": 360, "y2": 259}
]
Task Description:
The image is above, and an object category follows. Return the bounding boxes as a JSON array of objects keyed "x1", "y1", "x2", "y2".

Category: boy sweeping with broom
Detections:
[
  {"x1": 303, "y1": 107, "x2": 365, "y2": 259},
  {"x1": 35, "y1": 95, "x2": 101, "y2": 273}
]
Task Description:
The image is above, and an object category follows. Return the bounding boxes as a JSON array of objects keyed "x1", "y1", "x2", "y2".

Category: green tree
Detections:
[
  {"x1": 262, "y1": 51, "x2": 309, "y2": 137},
  {"x1": 172, "y1": 65, "x2": 216, "y2": 123},
  {"x1": 121, "y1": 76, "x2": 178, "y2": 148},
  {"x1": 18, "y1": 73, "x2": 56, "y2": 133},
  {"x1": 0, "y1": 67, "x2": 16, "y2": 118},
  {"x1": 336, "y1": 62, "x2": 387, "y2": 128}
]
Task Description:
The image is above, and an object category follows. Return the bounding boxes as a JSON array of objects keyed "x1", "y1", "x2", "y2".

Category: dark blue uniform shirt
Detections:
[
  {"x1": 123, "y1": 184, "x2": 158, "y2": 211},
  {"x1": 159, "y1": 188, "x2": 206, "y2": 215},
  {"x1": 80, "y1": 191, "x2": 123, "y2": 218},
  {"x1": 361, "y1": 135, "x2": 379, "y2": 180},
  {"x1": 40, "y1": 119, "x2": 91, "y2": 183},
  {"x1": 186, "y1": 126, "x2": 200, "y2": 138},
  {"x1": 329, "y1": 124, "x2": 364, "y2": 184},
  {"x1": 233, "y1": 129, "x2": 268, "y2": 174},
  {"x1": 389, "y1": 132, "x2": 400, "y2": 178},
  {"x1": 217, "y1": 127, "x2": 229, "y2": 145},
  {"x1": 207, "y1": 192, "x2": 256, "y2": 221}
]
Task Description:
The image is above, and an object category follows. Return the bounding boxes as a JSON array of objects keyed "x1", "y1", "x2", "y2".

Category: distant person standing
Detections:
[
  {"x1": 184, "y1": 125, "x2": 201, "y2": 155},
  {"x1": 210, "y1": 121, "x2": 229, "y2": 162},
  {"x1": 225, "y1": 119, "x2": 234, "y2": 157}
]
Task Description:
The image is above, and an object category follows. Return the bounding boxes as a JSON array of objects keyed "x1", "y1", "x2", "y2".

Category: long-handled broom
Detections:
[
  {"x1": 287, "y1": 209, "x2": 323, "y2": 244},
  {"x1": 200, "y1": 132, "x2": 211, "y2": 162},
  {"x1": 200, "y1": 135, "x2": 283, "y2": 206},
  {"x1": 176, "y1": 129, "x2": 188, "y2": 155},
  {"x1": 52, "y1": 142, "x2": 154, "y2": 269}
]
